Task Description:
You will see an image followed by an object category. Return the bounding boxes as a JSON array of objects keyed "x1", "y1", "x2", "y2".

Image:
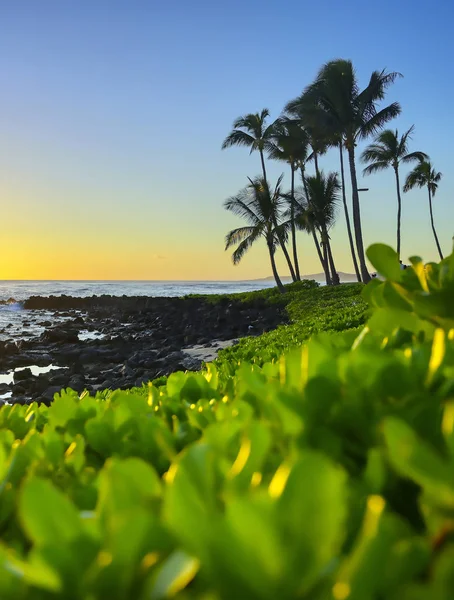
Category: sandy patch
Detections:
[{"x1": 182, "y1": 338, "x2": 239, "y2": 366}]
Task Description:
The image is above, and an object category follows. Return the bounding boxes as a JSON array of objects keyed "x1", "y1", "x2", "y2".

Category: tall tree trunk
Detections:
[
  {"x1": 313, "y1": 152, "x2": 320, "y2": 177},
  {"x1": 395, "y1": 166, "x2": 403, "y2": 259},
  {"x1": 300, "y1": 166, "x2": 309, "y2": 197},
  {"x1": 339, "y1": 144, "x2": 361, "y2": 281},
  {"x1": 272, "y1": 217, "x2": 297, "y2": 281},
  {"x1": 267, "y1": 242, "x2": 285, "y2": 293},
  {"x1": 259, "y1": 149, "x2": 267, "y2": 182},
  {"x1": 327, "y1": 238, "x2": 340, "y2": 285},
  {"x1": 290, "y1": 165, "x2": 301, "y2": 281},
  {"x1": 321, "y1": 237, "x2": 332, "y2": 286},
  {"x1": 347, "y1": 145, "x2": 370, "y2": 282},
  {"x1": 311, "y1": 229, "x2": 330, "y2": 285},
  {"x1": 428, "y1": 187, "x2": 444, "y2": 260}
]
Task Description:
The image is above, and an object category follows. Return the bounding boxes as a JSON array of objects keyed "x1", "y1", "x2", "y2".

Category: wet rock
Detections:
[
  {"x1": 41, "y1": 328, "x2": 79, "y2": 344},
  {"x1": 68, "y1": 375, "x2": 86, "y2": 392},
  {"x1": 42, "y1": 386, "x2": 64, "y2": 404},
  {"x1": 14, "y1": 368, "x2": 33, "y2": 382},
  {"x1": 48, "y1": 372, "x2": 69, "y2": 386}
]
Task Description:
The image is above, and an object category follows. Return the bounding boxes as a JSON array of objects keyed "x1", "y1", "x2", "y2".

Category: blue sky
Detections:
[{"x1": 0, "y1": 0, "x2": 452, "y2": 279}]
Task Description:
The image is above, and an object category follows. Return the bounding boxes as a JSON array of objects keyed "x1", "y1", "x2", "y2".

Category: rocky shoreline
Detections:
[{"x1": 0, "y1": 294, "x2": 288, "y2": 405}]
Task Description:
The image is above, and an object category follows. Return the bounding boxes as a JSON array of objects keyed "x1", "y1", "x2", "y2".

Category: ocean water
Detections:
[
  {"x1": 0, "y1": 279, "x2": 278, "y2": 303},
  {"x1": 0, "y1": 280, "x2": 280, "y2": 343}
]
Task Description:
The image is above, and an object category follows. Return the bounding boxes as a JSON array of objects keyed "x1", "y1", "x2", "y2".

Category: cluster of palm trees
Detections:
[{"x1": 221, "y1": 59, "x2": 444, "y2": 289}]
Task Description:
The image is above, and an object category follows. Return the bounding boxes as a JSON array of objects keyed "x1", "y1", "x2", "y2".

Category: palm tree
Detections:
[
  {"x1": 403, "y1": 160, "x2": 444, "y2": 260},
  {"x1": 224, "y1": 176, "x2": 289, "y2": 292},
  {"x1": 301, "y1": 59, "x2": 402, "y2": 282},
  {"x1": 361, "y1": 126, "x2": 428, "y2": 258},
  {"x1": 283, "y1": 96, "x2": 328, "y2": 177},
  {"x1": 221, "y1": 109, "x2": 277, "y2": 181},
  {"x1": 286, "y1": 91, "x2": 361, "y2": 281},
  {"x1": 268, "y1": 119, "x2": 309, "y2": 281},
  {"x1": 304, "y1": 172, "x2": 341, "y2": 285},
  {"x1": 293, "y1": 190, "x2": 331, "y2": 285}
]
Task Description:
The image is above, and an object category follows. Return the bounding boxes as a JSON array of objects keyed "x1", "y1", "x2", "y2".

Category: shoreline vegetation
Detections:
[{"x1": 1, "y1": 245, "x2": 454, "y2": 598}]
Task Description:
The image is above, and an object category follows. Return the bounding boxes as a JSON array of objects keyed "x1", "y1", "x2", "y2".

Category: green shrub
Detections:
[
  {"x1": 215, "y1": 282, "x2": 367, "y2": 368},
  {"x1": 0, "y1": 245, "x2": 454, "y2": 599}
]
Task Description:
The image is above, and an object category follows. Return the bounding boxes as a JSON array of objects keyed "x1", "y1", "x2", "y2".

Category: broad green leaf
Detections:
[
  {"x1": 47, "y1": 391, "x2": 78, "y2": 428},
  {"x1": 149, "y1": 551, "x2": 199, "y2": 599},
  {"x1": 275, "y1": 452, "x2": 347, "y2": 591},
  {"x1": 367, "y1": 244, "x2": 402, "y2": 281},
  {"x1": 384, "y1": 417, "x2": 454, "y2": 508},
  {"x1": 19, "y1": 477, "x2": 82, "y2": 545},
  {"x1": 97, "y1": 457, "x2": 161, "y2": 518}
]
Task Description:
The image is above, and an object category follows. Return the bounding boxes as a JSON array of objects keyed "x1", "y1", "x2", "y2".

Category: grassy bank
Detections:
[
  {"x1": 214, "y1": 281, "x2": 367, "y2": 368},
  {"x1": 0, "y1": 245, "x2": 454, "y2": 599}
]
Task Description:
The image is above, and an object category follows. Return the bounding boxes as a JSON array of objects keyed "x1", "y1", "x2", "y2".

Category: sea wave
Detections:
[{"x1": 0, "y1": 299, "x2": 24, "y2": 310}]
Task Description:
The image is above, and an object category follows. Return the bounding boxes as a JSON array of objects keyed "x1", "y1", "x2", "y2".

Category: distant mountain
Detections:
[{"x1": 256, "y1": 272, "x2": 358, "y2": 283}]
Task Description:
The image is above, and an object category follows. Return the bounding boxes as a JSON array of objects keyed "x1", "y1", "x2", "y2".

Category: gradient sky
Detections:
[{"x1": 0, "y1": 0, "x2": 452, "y2": 280}]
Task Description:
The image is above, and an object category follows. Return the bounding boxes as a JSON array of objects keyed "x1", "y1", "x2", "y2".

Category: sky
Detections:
[{"x1": 0, "y1": 0, "x2": 453, "y2": 280}]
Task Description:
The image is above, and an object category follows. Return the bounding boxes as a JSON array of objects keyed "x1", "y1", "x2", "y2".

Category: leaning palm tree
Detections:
[
  {"x1": 224, "y1": 176, "x2": 292, "y2": 292},
  {"x1": 361, "y1": 126, "x2": 428, "y2": 258},
  {"x1": 221, "y1": 109, "x2": 277, "y2": 181},
  {"x1": 304, "y1": 172, "x2": 341, "y2": 285},
  {"x1": 403, "y1": 160, "x2": 444, "y2": 260},
  {"x1": 268, "y1": 119, "x2": 309, "y2": 281},
  {"x1": 299, "y1": 60, "x2": 402, "y2": 282}
]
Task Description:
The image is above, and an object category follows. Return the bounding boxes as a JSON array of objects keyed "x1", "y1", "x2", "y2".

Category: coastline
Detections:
[{"x1": 0, "y1": 293, "x2": 288, "y2": 405}]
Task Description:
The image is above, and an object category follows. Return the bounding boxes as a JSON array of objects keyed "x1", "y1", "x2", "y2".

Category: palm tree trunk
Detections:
[
  {"x1": 272, "y1": 217, "x2": 297, "y2": 281},
  {"x1": 290, "y1": 165, "x2": 301, "y2": 281},
  {"x1": 395, "y1": 167, "x2": 403, "y2": 259},
  {"x1": 300, "y1": 166, "x2": 309, "y2": 197},
  {"x1": 312, "y1": 229, "x2": 324, "y2": 266},
  {"x1": 347, "y1": 145, "x2": 370, "y2": 282},
  {"x1": 311, "y1": 229, "x2": 330, "y2": 285},
  {"x1": 259, "y1": 149, "x2": 267, "y2": 182},
  {"x1": 339, "y1": 144, "x2": 361, "y2": 282},
  {"x1": 320, "y1": 236, "x2": 332, "y2": 286},
  {"x1": 313, "y1": 152, "x2": 320, "y2": 177},
  {"x1": 428, "y1": 187, "x2": 444, "y2": 260},
  {"x1": 326, "y1": 237, "x2": 340, "y2": 285},
  {"x1": 267, "y1": 243, "x2": 285, "y2": 293}
]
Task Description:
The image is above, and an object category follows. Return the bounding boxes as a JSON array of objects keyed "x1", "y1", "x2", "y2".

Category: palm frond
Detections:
[
  {"x1": 225, "y1": 226, "x2": 259, "y2": 250},
  {"x1": 362, "y1": 160, "x2": 390, "y2": 176},
  {"x1": 360, "y1": 144, "x2": 391, "y2": 164},
  {"x1": 403, "y1": 160, "x2": 441, "y2": 193},
  {"x1": 359, "y1": 70, "x2": 403, "y2": 105},
  {"x1": 397, "y1": 124, "x2": 414, "y2": 155},
  {"x1": 358, "y1": 102, "x2": 401, "y2": 139},
  {"x1": 224, "y1": 194, "x2": 261, "y2": 225},
  {"x1": 222, "y1": 130, "x2": 256, "y2": 150},
  {"x1": 231, "y1": 232, "x2": 261, "y2": 265},
  {"x1": 401, "y1": 150, "x2": 429, "y2": 164}
]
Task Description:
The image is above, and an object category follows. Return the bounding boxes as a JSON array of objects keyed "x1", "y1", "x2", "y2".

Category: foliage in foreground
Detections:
[{"x1": 1, "y1": 245, "x2": 454, "y2": 598}]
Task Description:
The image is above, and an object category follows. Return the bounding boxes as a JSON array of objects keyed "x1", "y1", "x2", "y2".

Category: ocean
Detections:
[
  {"x1": 0, "y1": 279, "x2": 279, "y2": 303},
  {"x1": 0, "y1": 280, "x2": 279, "y2": 344}
]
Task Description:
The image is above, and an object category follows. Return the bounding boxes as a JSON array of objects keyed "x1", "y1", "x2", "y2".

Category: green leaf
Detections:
[
  {"x1": 19, "y1": 477, "x2": 82, "y2": 546},
  {"x1": 47, "y1": 390, "x2": 78, "y2": 428},
  {"x1": 367, "y1": 244, "x2": 402, "y2": 281},
  {"x1": 383, "y1": 417, "x2": 454, "y2": 508},
  {"x1": 97, "y1": 457, "x2": 162, "y2": 518},
  {"x1": 149, "y1": 551, "x2": 199, "y2": 599},
  {"x1": 275, "y1": 452, "x2": 347, "y2": 591}
]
